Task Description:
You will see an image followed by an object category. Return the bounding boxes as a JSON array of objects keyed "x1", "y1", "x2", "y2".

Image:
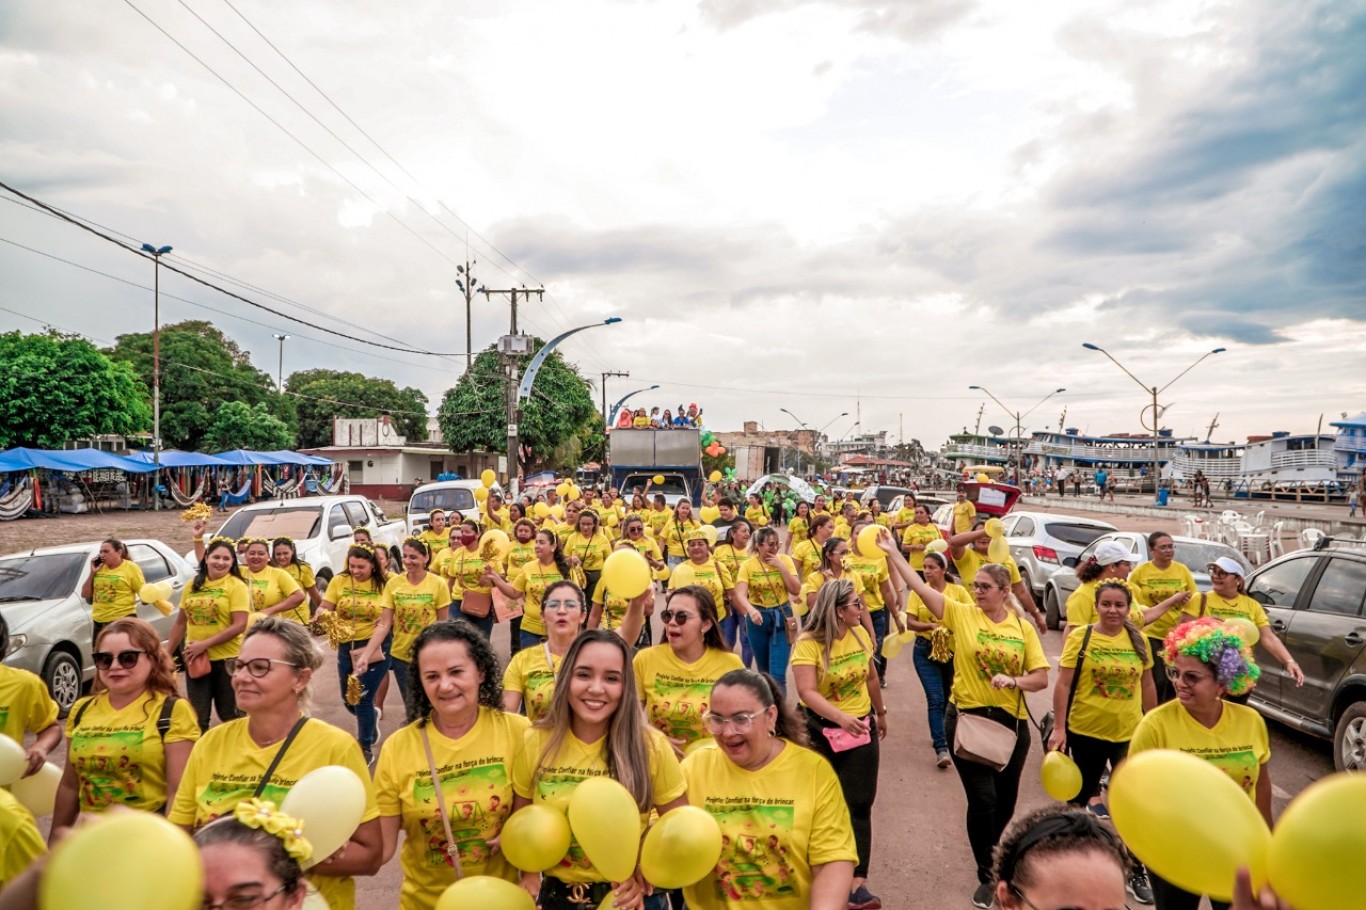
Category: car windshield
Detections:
[
  {"x1": 218, "y1": 507, "x2": 322, "y2": 542},
  {"x1": 1174, "y1": 541, "x2": 1247, "y2": 572},
  {"x1": 1045, "y1": 522, "x2": 1112, "y2": 547},
  {"x1": 409, "y1": 488, "x2": 476, "y2": 514},
  {"x1": 0, "y1": 553, "x2": 86, "y2": 601},
  {"x1": 622, "y1": 474, "x2": 688, "y2": 497}
]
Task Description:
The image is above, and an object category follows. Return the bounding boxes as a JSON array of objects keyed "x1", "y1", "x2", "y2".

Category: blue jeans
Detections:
[
  {"x1": 869, "y1": 609, "x2": 889, "y2": 684},
  {"x1": 453, "y1": 601, "x2": 495, "y2": 640},
  {"x1": 912, "y1": 637, "x2": 954, "y2": 753},
  {"x1": 746, "y1": 605, "x2": 792, "y2": 694},
  {"x1": 719, "y1": 612, "x2": 754, "y2": 668},
  {"x1": 338, "y1": 638, "x2": 389, "y2": 758},
  {"x1": 388, "y1": 656, "x2": 413, "y2": 719}
]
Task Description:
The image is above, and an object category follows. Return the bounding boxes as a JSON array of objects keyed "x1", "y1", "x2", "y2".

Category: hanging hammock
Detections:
[
  {"x1": 0, "y1": 476, "x2": 34, "y2": 521},
  {"x1": 168, "y1": 472, "x2": 207, "y2": 506}
]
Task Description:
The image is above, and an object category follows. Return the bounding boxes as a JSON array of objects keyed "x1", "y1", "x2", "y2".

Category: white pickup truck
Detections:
[{"x1": 200, "y1": 495, "x2": 407, "y2": 586}]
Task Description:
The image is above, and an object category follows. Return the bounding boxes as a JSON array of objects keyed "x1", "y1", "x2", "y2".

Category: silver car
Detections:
[
  {"x1": 0, "y1": 540, "x2": 192, "y2": 713},
  {"x1": 1041, "y1": 532, "x2": 1251, "y2": 630},
  {"x1": 1000, "y1": 511, "x2": 1116, "y2": 600}
]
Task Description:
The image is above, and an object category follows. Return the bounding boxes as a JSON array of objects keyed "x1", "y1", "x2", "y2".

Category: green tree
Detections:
[
  {"x1": 0, "y1": 331, "x2": 151, "y2": 448},
  {"x1": 202, "y1": 401, "x2": 294, "y2": 451},
  {"x1": 106, "y1": 320, "x2": 291, "y2": 451},
  {"x1": 437, "y1": 343, "x2": 597, "y2": 473},
  {"x1": 286, "y1": 369, "x2": 429, "y2": 448}
]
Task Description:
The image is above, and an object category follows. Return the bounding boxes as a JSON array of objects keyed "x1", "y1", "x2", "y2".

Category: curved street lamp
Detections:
[
  {"x1": 608, "y1": 384, "x2": 661, "y2": 427},
  {"x1": 968, "y1": 385, "x2": 1065, "y2": 483}
]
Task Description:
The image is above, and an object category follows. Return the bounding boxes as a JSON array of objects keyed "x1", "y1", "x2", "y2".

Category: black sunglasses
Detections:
[
  {"x1": 660, "y1": 609, "x2": 693, "y2": 625},
  {"x1": 92, "y1": 649, "x2": 146, "y2": 670}
]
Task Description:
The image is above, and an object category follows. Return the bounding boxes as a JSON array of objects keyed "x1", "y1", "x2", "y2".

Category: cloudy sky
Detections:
[{"x1": 2, "y1": 0, "x2": 1363, "y2": 453}]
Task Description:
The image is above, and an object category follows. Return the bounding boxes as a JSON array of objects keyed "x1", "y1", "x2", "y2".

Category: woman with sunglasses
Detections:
[
  {"x1": 792, "y1": 580, "x2": 886, "y2": 910},
  {"x1": 1175, "y1": 557, "x2": 1304, "y2": 690},
  {"x1": 170, "y1": 618, "x2": 382, "y2": 910},
  {"x1": 744, "y1": 493, "x2": 770, "y2": 528},
  {"x1": 800, "y1": 537, "x2": 870, "y2": 619},
  {"x1": 486, "y1": 529, "x2": 573, "y2": 650},
  {"x1": 784, "y1": 500, "x2": 811, "y2": 555},
  {"x1": 238, "y1": 539, "x2": 308, "y2": 626},
  {"x1": 876, "y1": 534, "x2": 1049, "y2": 910},
  {"x1": 272, "y1": 537, "x2": 322, "y2": 615},
  {"x1": 619, "y1": 514, "x2": 666, "y2": 573},
  {"x1": 375, "y1": 622, "x2": 529, "y2": 908},
  {"x1": 734, "y1": 527, "x2": 802, "y2": 694},
  {"x1": 79, "y1": 538, "x2": 146, "y2": 638},
  {"x1": 680, "y1": 668, "x2": 856, "y2": 910},
  {"x1": 661, "y1": 499, "x2": 701, "y2": 569},
  {"x1": 169, "y1": 537, "x2": 251, "y2": 732},
  {"x1": 992, "y1": 806, "x2": 1131, "y2": 910},
  {"x1": 1130, "y1": 618, "x2": 1272, "y2": 910},
  {"x1": 316, "y1": 544, "x2": 389, "y2": 764},
  {"x1": 435, "y1": 519, "x2": 499, "y2": 640},
  {"x1": 52, "y1": 617, "x2": 199, "y2": 836},
  {"x1": 905, "y1": 551, "x2": 969, "y2": 770},
  {"x1": 511, "y1": 630, "x2": 688, "y2": 910},
  {"x1": 634, "y1": 586, "x2": 743, "y2": 757}
]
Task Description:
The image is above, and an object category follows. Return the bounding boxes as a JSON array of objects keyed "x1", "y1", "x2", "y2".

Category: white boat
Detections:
[{"x1": 1168, "y1": 432, "x2": 1350, "y2": 500}]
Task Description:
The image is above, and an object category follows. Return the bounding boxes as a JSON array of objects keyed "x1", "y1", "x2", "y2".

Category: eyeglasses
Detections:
[
  {"x1": 1165, "y1": 666, "x2": 1213, "y2": 687},
  {"x1": 544, "y1": 599, "x2": 583, "y2": 612},
  {"x1": 92, "y1": 649, "x2": 145, "y2": 670},
  {"x1": 660, "y1": 609, "x2": 692, "y2": 625},
  {"x1": 1209, "y1": 568, "x2": 1230, "y2": 578},
  {"x1": 202, "y1": 885, "x2": 289, "y2": 910},
  {"x1": 842, "y1": 598, "x2": 861, "y2": 611},
  {"x1": 972, "y1": 582, "x2": 999, "y2": 592},
  {"x1": 1008, "y1": 884, "x2": 1131, "y2": 910},
  {"x1": 232, "y1": 658, "x2": 302, "y2": 678},
  {"x1": 702, "y1": 711, "x2": 761, "y2": 733}
]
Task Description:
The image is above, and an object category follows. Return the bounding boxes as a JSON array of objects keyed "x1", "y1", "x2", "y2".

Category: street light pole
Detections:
[
  {"x1": 601, "y1": 371, "x2": 630, "y2": 426},
  {"x1": 1082, "y1": 344, "x2": 1226, "y2": 500},
  {"x1": 608, "y1": 384, "x2": 661, "y2": 429},
  {"x1": 968, "y1": 386, "x2": 1065, "y2": 484},
  {"x1": 273, "y1": 333, "x2": 290, "y2": 392},
  {"x1": 141, "y1": 243, "x2": 172, "y2": 510},
  {"x1": 779, "y1": 408, "x2": 810, "y2": 474}
]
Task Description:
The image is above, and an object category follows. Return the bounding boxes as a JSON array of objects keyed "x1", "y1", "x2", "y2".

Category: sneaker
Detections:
[
  {"x1": 971, "y1": 880, "x2": 995, "y2": 909},
  {"x1": 936, "y1": 749, "x2": 953, "y2": 769},
  {"x1": 1087, "y1": 801, "x2": 1110, "y2": 820},
  {"x1": 848, "y1": 885, "x2": 882, "y2": 909},
  {"x1": 374, "y1": 705, "x2": 383, "y2": 725},
  {"x1": 1127, "y1": 869, "x2": 1153, "y2": 905}
]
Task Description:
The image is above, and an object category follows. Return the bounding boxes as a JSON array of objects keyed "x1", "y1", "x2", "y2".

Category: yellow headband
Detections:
[
  {"x1": 233, "y1": 799, "x2": 312, "y2": 864},
  {"x1": 350, "y1": 541, "x2": 376, "y2": 556}
]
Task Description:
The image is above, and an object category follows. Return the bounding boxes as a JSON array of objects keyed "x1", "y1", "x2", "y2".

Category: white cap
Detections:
[
  {"x1": 1209, "y1": 556, "x2": 1245, "y2": 577},
  {"x1": 1093, "y1": 541, "x2": 1131, "y2": 566}
]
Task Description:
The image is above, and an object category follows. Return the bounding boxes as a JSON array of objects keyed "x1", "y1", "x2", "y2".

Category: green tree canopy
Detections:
[
  {"x1": 203, "y1": 401, "x2": 294, "y2": 451},
  {"x1": 105, "y1": 320, "x2": 291, "y2": 451},
  {"x1": 0, "y1": 330, "x2": 152, "y2": 449},
  {"x1": 286, "y1": 368, "x2": 429, "y2": 448},
  {"x1": 437, "y1": 342, "x2": 598, "y2": 473}
]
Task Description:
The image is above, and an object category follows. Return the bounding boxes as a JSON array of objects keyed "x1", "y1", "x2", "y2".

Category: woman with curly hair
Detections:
[
  {"x1": 1129, "y1": 617, "x2": 1272, "y2": 910},
  {"x1": 374, "y1": 621, "x2": 529, "y2": 908}
]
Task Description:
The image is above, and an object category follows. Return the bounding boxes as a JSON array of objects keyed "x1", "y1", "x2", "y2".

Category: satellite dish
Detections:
[{"x1": 988, "y1": 425, "x2": 1004, "y2": 436}]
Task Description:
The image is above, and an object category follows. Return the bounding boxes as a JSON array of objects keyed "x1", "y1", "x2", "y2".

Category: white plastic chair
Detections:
[
  {"x1": 1300, "y1": 527, "x2": 1325, "y2": 549},
  {"x1": 1268, "y1": 520, "x2": 1286, "y2": 559}
]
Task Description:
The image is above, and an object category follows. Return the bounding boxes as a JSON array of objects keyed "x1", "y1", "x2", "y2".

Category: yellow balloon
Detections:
[
  {"x1": 1110, "y1": 750, "x2": 1269, "y2": 901},
  {"x1": 480, "y1": 469, "x2": 497, "y2": 489},
  {"x1": 485, "y1": 528, "x2": 511, "y2": 558},
  {"x1": 568, "y1": 776, "x2": 642, "y2": 882},
  {"x1": 700, "y1": 525, "x2": 718, "y2": 546},
  {"x1": 501, "y1": 805, "x2": 572, "y2": 873},
  {"x1": 1223, "y1": 616, "x2": 1260, "y2": 646},
  {"x1": 1267, "y1": 772, "x2": 1366, "y2": 910},
  {"x1": 856, "y1": 524, "x2": 887, "y2": 559},
  {"x1": 1041, "y1": 751, "x2": 1083, "y2": 802},
  {"x1": 436, "y1": 876, "x2": 536, "y2": 910},
  {"x1": 10, "y1": 761, "x2": 60, "y2": 816},
  {"x1": 280, "y1": 765, "x2": 367, "y2": 869},
  {"x1": 987, "y1": 536, "x2": 1011, "y2": 564},
  {"x1": 640, "y1": 805, "x2": 724, "y2": 889},
  {"x1": 568, "y1": 484, "x2": 581, "y2": 501},
  {"x1": 41, "y1": 811, "x2": 202, "y2": 910},
  {"x1": 474, "y1": 486, "x2": 489, "y2": 503},
  {"x1": 600, "y1": 549, "x2": 652, "y2": 599},
  {"x1": 533, "y1": 502, "x2": 550, "y2": 519},
  {"x1": 881, "y1": 630, "x2": 908, "y2": 660},
  {"x1": 976, "y1": 473, "x2": 989, "y2": 483},
  {"x1": 0, "y1": 736, "x2": 25, "y2": 786},
  {"x1": 925, "y1": 538, "x2": 949, "y2": 555},
  {"x1": 708, "y1": 470, "x2": 722, "y2": 483},
  {"x1": 984, "y1": 518, "x2": 1004, "y2": 539},
  {"x1": 556, "y1": 482, "x2": 570, "y2": 498},
  {"x1": 653, "y1": 563, "x2": 671, "y2": 582},
  {"x1": 653, "y1": 474, "x2": 665, "y2": 485},
  {"x1": 698, "y1": 506, "x2": 720, "y2": 523},
  {"x1": 138, "y1": 580, "x2": 174, "y2": 604}
]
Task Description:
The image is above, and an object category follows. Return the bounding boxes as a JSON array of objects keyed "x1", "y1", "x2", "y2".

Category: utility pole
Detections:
[
  {"x1": 455, "y1": 259, "x2": 480, "y2": 371},
  {"x1": 600, "y1": 371, "x2": 629, "y2": 426},
  {"x1": 141, "y1": 243, "x2": 172, "y2": 510},
  {"x1": 273, "y1": 333, "x2": 290, "y2": 392},
  {"x1": 482, "y1": 285, "x2": 545, "y2": 496}
]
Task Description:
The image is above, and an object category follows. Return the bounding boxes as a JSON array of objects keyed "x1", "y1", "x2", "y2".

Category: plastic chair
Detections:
[
  {"x1": 1268, "y1": 520, "x2": 1286, "y2": 559},
  {"x1": 1300, "y1": 527, "x2": 1325, "y2": 549}
]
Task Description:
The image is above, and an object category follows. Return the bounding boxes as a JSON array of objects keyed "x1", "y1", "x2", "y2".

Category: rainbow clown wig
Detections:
[{"x1": 1163, "y1": 617, "x2": 1261, "y2": 696}]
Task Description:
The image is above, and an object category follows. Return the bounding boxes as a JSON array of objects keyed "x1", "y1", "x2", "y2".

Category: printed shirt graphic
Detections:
[
  {"x1": 1061, "y1": 627, "x2": 1154, "y2": 742},
  {"x1": 647, "y1": 508, "x2": 672, "y2": 536},
  {"x1": 899, "y1": 523, "x2": 942, "y2": 571},
  {"x1": 512, "y1": 562, "x2": 566, "y2": 637},
  {"x1": 242, "y1": 566, "x2": 305, "y2": 623},
  {"x1": 670, "y1": 559, "x2": 735, "y2": 620},
  {"x1": 940, "y1": 597, "x2": 1048, "y2": 720},
  {"x1": 505, "y1": 541, "x2": 537, "y2": 575},
  {"x1": 1065, "y1": 579, "x2": 1145, "y2": 628},
  {"x1": 374, "y1": 709, "x2": 529, "y2": 909},
  {"x1": 383, "y1": 572, "x2": 452, "y2": 662},
  {"x1": 662, "y1": 518, "x2": 701, "y2": 557},
  {"x1": 634, "y1": 645, "x2": 744, "y2": 746},
  {"x1": 799, "y1": 571, "x2": 869, "y2": 614},
  {"x1": 1130, "y1": 561, "x2": 1199, "y2": 639},
  {"x1": 681, "y1": 744, "x2": 855, "y2": 909},
  {"x1": 907, "y1": 583, "x2": 970, "y2": 644},
  {"x1": 712, "y1": 545, "x2": 747, "y2": 589},
  {"x1": 322, "y1": 575, "x2": 385, "y2": 641},
  {"x1": 168, "y1": 717, "x2": 379, "y2": 910},
  {"x1": 1130, "y1": 700, "x2": 1270, "y2": 798},
  {"x1": 437, "y1": 547, "x2": 497, "y2": 598},
  {"x1": 1184, "y1": 592, "x2": 1271, "y2": 629},
  {"x1": 65, "y1": 691, "x2": 199, "y2": 812},
  {"x1": 90, "y1": 560, "x2": 146, "y2": 623},
  {"x1": 786, "y1": 517, "x2": 809, "y2": 544},
  {"x1": 737, "y1": 557, "x2": 795, "y2": 608},
  {"x1": 791, "y1": 628, "x2": 873, "y2": 719},
  {"x1": 178, "y1": 575, "x2": 251, "y2": 660},
  {"x1": 0, "y1": 665, "x2": 59, "y2": 745},
  {"x1": 564, "y1": 532, "x2": 612, "y2": 572},
  {"x1": 511, "y1": 725, "x2": 685, "y2": 884},
  {"x1": 502, "y1": 646, "x2": 563, "y2": 722},
  {"x1": 845, "y1": 557, "x2": 890, "y2": 611}
]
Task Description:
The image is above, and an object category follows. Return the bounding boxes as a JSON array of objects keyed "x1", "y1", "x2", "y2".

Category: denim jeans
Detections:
[
  {"x1": 338, "y1": 638, "x2": 389, "y2": 758},
  {"x1": 388, "y1": 656, "x2": 414, "y2": 719},
  {"x1": 746, "y1": 605, "x2": 792, "y2": 694},
  {"x1": 869, "y1": 608, "x2": 889, "y2": 683},
  {"x1": 912, "y1": 637, "x2": 954, "y2": 753},
  {"x1": 186, "y1": 658, "x2": 239, "y2": 733},
  {"x1": 453, "y1": 601, "x2": 495, "y2": 640},
  {"x1": 719, "y1": 612, "x2": 754, "y2": 668}
]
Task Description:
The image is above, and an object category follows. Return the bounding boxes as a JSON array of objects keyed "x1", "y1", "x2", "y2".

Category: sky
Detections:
[{"x1": 2, "y1": 0, "x2": 1364, "y2": 453}]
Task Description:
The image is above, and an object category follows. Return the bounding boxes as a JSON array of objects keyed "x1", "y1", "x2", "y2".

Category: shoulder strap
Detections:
[
  {"x1": 254, "y1": 716, "x2": 309, "y2": 798},
  {"x1": 71, "y1": 696, "x2": 95, "y2": 730},
  {"x1": 1198, "y1": 592, "x2": 1208, "y2": 618},
  {"x1": 157, "y1": 695, "x2": 180, "y2": 741},
  {"x1": 422, "y1": 725, "x2": 465, "y2": 879},
  {"x1": 1063, "y1": 625, "x2": 1094, "y2": 728}
]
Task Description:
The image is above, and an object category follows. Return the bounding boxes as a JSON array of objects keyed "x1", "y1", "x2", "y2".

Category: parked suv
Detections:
[{"x1": 1244, "y1": 539, "x2": 1366, "y2": 771}]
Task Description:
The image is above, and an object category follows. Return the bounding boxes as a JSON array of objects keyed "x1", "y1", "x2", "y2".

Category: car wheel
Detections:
[
  {"x1": 1334, "y1": 701, "x2": 1366, "y2": 772},
  {"x1": 1044, "y1": 588, "x2": 1061, "y2": 630},
  {"x1": 43, "y1": 650, "x2": 83, "y2": 716},
  {"x1": 315, "y1": 568, "x2": 333, "y2": 589}
]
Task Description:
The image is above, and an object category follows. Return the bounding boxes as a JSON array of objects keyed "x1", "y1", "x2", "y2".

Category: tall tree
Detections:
[
  {"x1": 437, "y1": 343, "x2": 598, "y2": 473},
  {"x1": 202, "y1": 401, "x2": 294, "y2": 452},
  {"x1": 286, "y1": 369, "x2": 429, "y2": 448},
  {"x1": 0, "y1": 331, "x2": 151, "y2": 449}
]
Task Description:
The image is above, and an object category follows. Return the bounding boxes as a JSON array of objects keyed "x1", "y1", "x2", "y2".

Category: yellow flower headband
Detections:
[
  {"x1": 272, "y1": 536, "x2": 296, "y2": 546},
  {"x1": 403, "y1": 536, "x2": 430, "y2": 555},
  {"x1": 207, "y1": 536, "x2": 237, "y2": 549},
  {"x1": 233, "y1": 798, "x2": 312, "y2": 865},
  {"x1": 350, "y1": 541, "x2": 376, "y2": 556},
  {"x1": 241, "y1": 537, "x2": 272, "y2": 550}
]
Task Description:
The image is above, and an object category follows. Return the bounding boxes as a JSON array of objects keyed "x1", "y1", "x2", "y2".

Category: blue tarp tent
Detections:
[
  {"x1": 261, "y1": 450, "x2": 335, "y2": 467},
  {"x1": 0, "y1": 447, "x2": 156, "y2": 474},
  {"x1": 126, "y1": 450, "x2": 233, "y2": 468},
  {"x1": 211, "y1": 450, "x2": 294, "y2": 466}
]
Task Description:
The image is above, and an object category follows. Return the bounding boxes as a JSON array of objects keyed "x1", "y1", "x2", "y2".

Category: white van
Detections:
[{"x1": 406, "y1": 480, "x2": 504, "y2": 535}]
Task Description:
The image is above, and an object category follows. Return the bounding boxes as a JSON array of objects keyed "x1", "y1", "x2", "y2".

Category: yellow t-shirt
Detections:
[
  {"x1": 831, "y1": 519, "x2": 851, "y2": 541},
  {"x1": 892, "y1": 506, "x2": 918, "y2": 529},
  {"x1": 592, "y1": 579, "x2": 636, "y2": 632},
  {"x1": 737, "y1": 556, "x2": 796, "y2": 609},
  {"x1": 1064, "y1": 579, "x2": 1145, "y2": 628},
  {"x1": 791, "y1": 539, "x2": 821, "y2": 581},
  {"x1": 563, "y1": 532, "x2": 612, "y2": 572},
  {"x1": 502, "y1": 645, "x2": 563, "y2": 723},
  {"x1": 65, "y1": 691, "x2": 200, "y2": 812},
  {"x1": 647, "y1": 508, "x2": 672, "y2": 537},
  {"x1": 680, "y1": 743, "x2": 857, "y2": 910},
  {"x1": 0, "y1": 788, "x2": 44, "y2": 888},
  {"x1": 417, "y1": 530, "x2": 449, "y2": 561},
  {"x1": 845, "y1": 556, "x2": 890, "y2": 612},
  {"x1": 593, "y1": 505, "x2": 621, "y2": 537},
  {"x1": 669, "y1": 559, "x2": 735, "y2": 620},
  {"x1": 89, "y1": 559, "x2": 147, "y2": 624},
  {"x1": 661, "y1": 518, "x2": 701, "y2": 559},
  {"x1": 940, "y1": 598, "x2": 1048, "y2": 720},
  {"x1": 787, "y1": 517, "x2": 810, "y2": 544},
  {"x1": 1131, "y1": 561, "x2": 1199, "y2": 640},
  {"x1": 952, "y1": 500, "x2": 977, "y2": 534},
  {"x1": 375, "y1": 709, "x2": 530, "y2": 908},
  {"x1": 322, "y1": 574, "x2": 386, "y2": 642},
  {"x1": 1184, "y1": 592, "x2": 1270, "y2": 628},
  {"x1": 907, "y1": 583, "x2": 970, "y2": 645},
  {"x1": 242, "y1": 566, "x2": 306, "y2": 624},
  {"x1": 0, "y1": 665, "x2": 59, "y2": 745},
  {"x1": 711, "y1": 544, "x2": 746, "y2": 586},
  {"x1": 799, "y1": 571, "x2": 869, "y2": 614},
  {"x1": 744, "y1": 504, "x2": 770, "y2": 527},
  {"x1": 512, "y1": 561, "x2": 567, "y2": 638},
  {"x1": 383, "y1": 572, "x2": 453, "y2": 663},
  {"x1": 791, "y1": 627, "x2": 875, "y2": 719},
  {"x1": 900, "y1": 523, "x2": 942, "y2": 571},
  {"x1": 168, "y1": 717, "x2": 380, "y2": 910},
  {"x1": 625, "y1": 536, "x2": 664, "y2": 563},
  {"x1": 1060, "y1": 626, "x2": 1153, "y2": 742},
  {"x1": 280, "y1": 561, "x2": 318, "y2": 592},
  {"x1": 436, "y1": 546, "x2": 499, "y2": 599},
  {"x1": 633, "y1": 645, "x2": 744, "y2": 746},
  {"x1": 505, "y1": 541, "x2": 537, "y2": 575},
  {"x1": 953, "y1": 547, "x2": 1022, "y2": 586},
  {"x1": 510, "y1": 725, "x2": 686, "y2": 883},
  {"x1": 178, "y1": 574, "x2": 251, "y2": 660},
  {"x1": 1130, "y1": 700, "x2": 1270, "y2": 798}
]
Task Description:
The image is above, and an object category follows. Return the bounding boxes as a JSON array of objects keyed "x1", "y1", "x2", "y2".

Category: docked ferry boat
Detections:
[
  {"x1": 1022, "y1": 429, "x2": 1189, "y2": 491},
  {"x1": 942, "y1": 433, "x2": 1012, "y2": 472},
  {"x1": 1167, "y1": 432, "x2": 1352, "y2": 499}
]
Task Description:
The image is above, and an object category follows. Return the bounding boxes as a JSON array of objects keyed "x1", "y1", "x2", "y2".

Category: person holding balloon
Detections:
[
  {"x1": 905, "y1": 551, "x2": 968, "y2": 769},
  {"x1": 51, "y1": 617, "x2": 199, "y2": 836},
  {"x1": 590, "y1": 540, "x2": 658, "y2": 645},
  {"x1": 846, "y1": 519, "x2": 899, "y2": 689},
  {"x1": 168, "y1": 536, "x2": 251, "y2": 733},
  {"x1": 661, "y1": 499, "x2": 702, "y2": 568},
  {"x1": 681, "y1": 668, "x2": 857, "y2": 910},
  {"x1": 273, "y1": 537, "x2": 322, "y2": 616},
  {"x1": 1176, "y1": 557, "x2": 1304, "y2": 691},
  {"x1": 744, "y1": 493, "x2": 770, "y2": 528},
  {"x1": 733, "y1": 527, "x2": 802, "y2": 695},
  {"x1": 620, "y1": 514, "x2": 666, "y2": 573},
  {"x1": 170, "y1": 617, "x2": 382, "y2": 910},
  {"x1": 487, "y1": 529, "x2": 573, "y2": 651},
  {"x1": 511, "y1": 630, "x2": 688, "y2": 909},
  {"x1": 949, "y1": 519, "x2": 1047, "y2": 635},
  {"x1": 375, "y1": 622, "x2": 530, "y2": 909}
]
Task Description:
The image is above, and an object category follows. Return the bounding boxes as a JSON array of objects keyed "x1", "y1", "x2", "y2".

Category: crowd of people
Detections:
[
  {"x1": 0, "y1": 480, "x2": 1304, "y2": 910},
  {"x1": 615, "y1": 402, "x2": 706, "y2": 429}
]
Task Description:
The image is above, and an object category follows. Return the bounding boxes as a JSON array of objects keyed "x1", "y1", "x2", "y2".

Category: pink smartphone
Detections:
[{"x1": 822, "y1": 726, "x2": 872, "y2": 752}]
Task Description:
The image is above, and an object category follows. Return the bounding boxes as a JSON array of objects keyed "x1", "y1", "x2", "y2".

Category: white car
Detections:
[
  {"x1": 999, "y1": 511, "x2": 1117, "y2": 600},
  {"x1": 406, "y1": 480, "x2": 504, "y2": 536}
]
